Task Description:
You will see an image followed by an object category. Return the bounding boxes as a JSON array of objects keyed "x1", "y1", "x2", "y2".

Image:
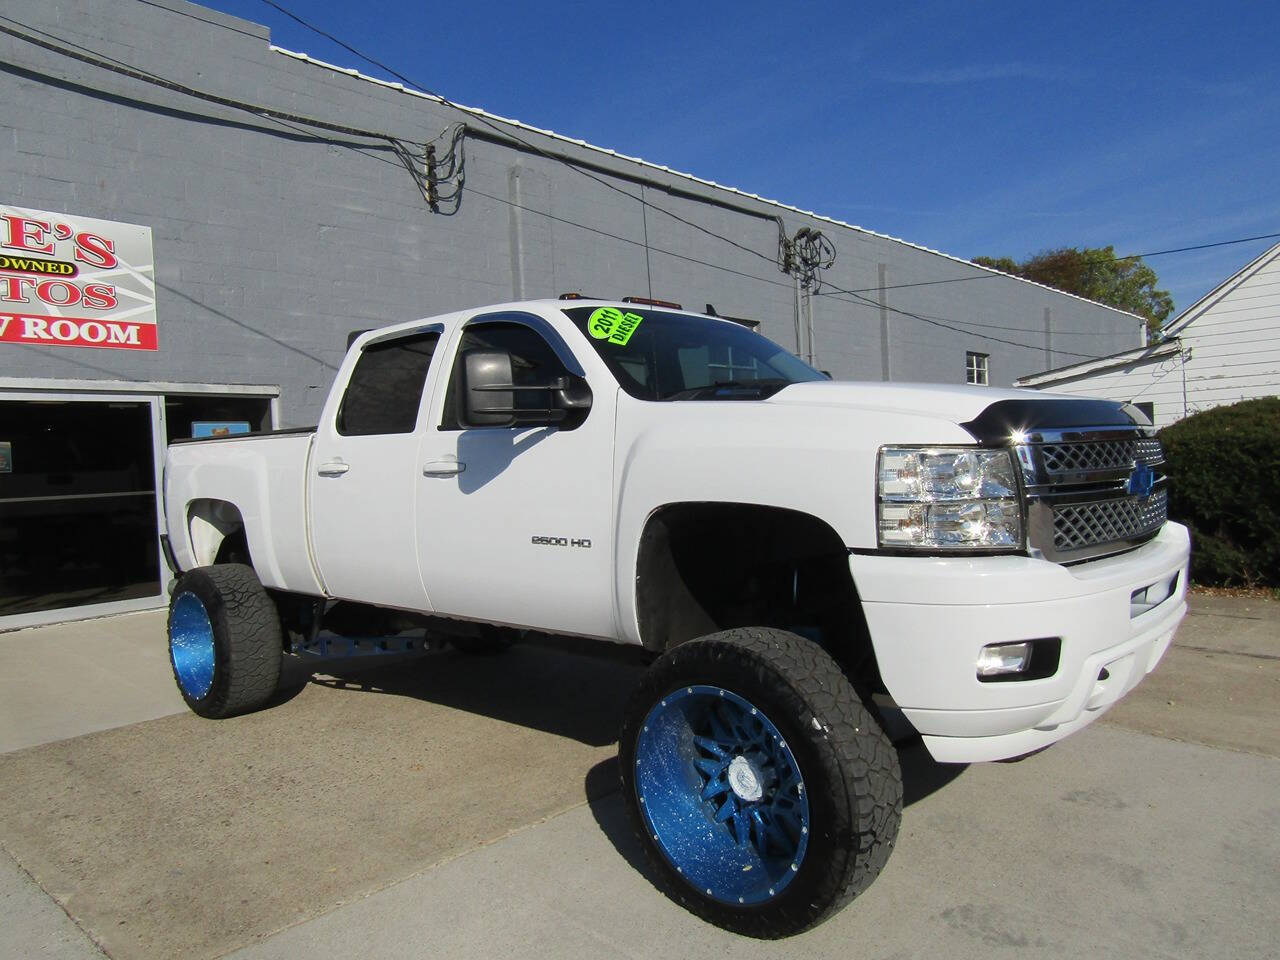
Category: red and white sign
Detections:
[{"x1": 0, "y1": 204, "x2": 156, "y2": 351}]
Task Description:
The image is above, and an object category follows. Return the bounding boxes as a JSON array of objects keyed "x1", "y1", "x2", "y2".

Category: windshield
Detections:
[{"x1": 563, "y1": 306, "x2": 825, "y2": 401}]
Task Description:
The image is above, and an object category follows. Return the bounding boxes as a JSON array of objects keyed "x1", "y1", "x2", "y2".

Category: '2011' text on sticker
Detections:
[{"x1": 587, "y1": 307, "x2": 643, "y2": 346}]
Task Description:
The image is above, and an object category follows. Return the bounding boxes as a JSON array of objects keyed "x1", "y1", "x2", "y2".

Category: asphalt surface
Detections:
[{"x1": 1, "y1": 594, "x2": 1276, "y2": 959}]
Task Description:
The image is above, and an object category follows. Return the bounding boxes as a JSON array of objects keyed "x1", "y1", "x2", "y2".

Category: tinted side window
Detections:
[
  {"x1": 442, "y1": 322, "x2": 568, "y2": 429},
  {"x1": 337, "y1": 331, "x2": 440, "y2": 436}
]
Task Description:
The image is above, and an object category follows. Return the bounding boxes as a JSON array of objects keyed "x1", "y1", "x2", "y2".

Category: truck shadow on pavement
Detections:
[
  {"x1": 297, "y1": 638, "x2": 967, "y2": 792},
  {"x1": 299, "y1": 641, "x2": 646, "y2": 747},
  {"x1": 296, "y1": 637, "x2": 968, "y2": 897}
]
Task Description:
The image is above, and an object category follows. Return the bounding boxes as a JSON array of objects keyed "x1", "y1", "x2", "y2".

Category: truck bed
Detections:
[{"x1": 165, "y1": 430, "x2": 323, "y2": 596}]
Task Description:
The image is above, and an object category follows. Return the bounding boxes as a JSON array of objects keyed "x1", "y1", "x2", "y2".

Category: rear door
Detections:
[{"x1": 308, "y1": 326, "x2": 442, "y2": 610}]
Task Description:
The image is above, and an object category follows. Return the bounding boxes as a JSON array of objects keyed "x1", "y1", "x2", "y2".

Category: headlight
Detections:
[{"x1": 877, "y1": 447, "x2": 1022, "y2": 550}]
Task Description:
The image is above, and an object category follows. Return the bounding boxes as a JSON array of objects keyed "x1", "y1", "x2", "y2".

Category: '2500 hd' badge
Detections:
[{"x1": 531, "y1": 536, "x2": 592, "y2": 548}]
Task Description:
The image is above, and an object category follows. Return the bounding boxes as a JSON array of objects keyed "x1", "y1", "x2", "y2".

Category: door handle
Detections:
[
  {"x1": 317, "y1": 460, "x2": 350, "y2": 477},
  {"x1": 422, "y1": 459, "x2": 465, "y2": 477}
]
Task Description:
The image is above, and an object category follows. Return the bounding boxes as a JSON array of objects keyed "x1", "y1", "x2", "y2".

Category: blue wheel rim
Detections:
[
  {"x1": 170, "y1": 592, "x2": 215, "y2": 699},
  {"x1": 634, "y1": 685, "x2": 810, "y2": 905}
]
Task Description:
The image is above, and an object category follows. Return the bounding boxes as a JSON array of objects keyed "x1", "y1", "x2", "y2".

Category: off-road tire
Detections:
[
  {"x1": 618, "y1": 627, "x2": 902, "y2": 938},
  {"x1": 167, "y1": 564, "x2": 283, "y2": 718}
]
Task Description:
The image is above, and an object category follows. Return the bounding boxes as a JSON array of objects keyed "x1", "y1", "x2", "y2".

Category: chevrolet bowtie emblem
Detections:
[{"x1": 1126, "y1": 462, "x2": 1154, "y2": 499}]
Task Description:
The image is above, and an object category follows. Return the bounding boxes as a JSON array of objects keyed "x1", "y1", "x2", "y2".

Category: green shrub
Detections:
[{"x1": 1158, "y1": 396, "x2": 1280, "y2": 587}]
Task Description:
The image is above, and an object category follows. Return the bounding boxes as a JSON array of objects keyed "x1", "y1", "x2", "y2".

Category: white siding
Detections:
[
  {"x1": 1038, "y1": 354, "x2": 1188, "y2": 428},
  {"x1": 1020, "y1": 243, "x2": 1280, "y2": 427}
]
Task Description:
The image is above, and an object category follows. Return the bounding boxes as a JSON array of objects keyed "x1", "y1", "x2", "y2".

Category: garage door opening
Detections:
[
  {"x1": 164, "y1": 395, "x2": 272, "y2": 442},
  {"x1": 0, "y1": 398, "x2": 160, "y2": 616}
]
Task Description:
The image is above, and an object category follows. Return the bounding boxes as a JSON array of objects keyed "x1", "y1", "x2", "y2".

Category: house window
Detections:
[{"x1": 965, "y1": 351, "x2": 989, "y2": 386}]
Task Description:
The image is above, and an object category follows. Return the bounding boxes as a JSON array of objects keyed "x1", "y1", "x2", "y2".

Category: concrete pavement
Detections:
[
  {"x1": 0, "y1": 610, "x2": 184, "y2": 754},
  {"x1": 1105, "y1": 592, "x2": 1280, "y2": 756},
  {"x1": 220, "y1": 728, "x2": 1278, "y2": 960},
  {"x1": 0, "y1": 642, "x2": 633, "y2": 959},
  {"x1": 1, "y1": 594, "x2": 1276, "y2": 959},
  {"x1": 1, "y1": 857, "x2": 105, "y2": 960}
]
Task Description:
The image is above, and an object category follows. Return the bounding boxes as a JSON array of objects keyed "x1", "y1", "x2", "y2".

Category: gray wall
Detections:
[{"x1": 0, "y1": 0, "x2": 1141, "y2": 425}]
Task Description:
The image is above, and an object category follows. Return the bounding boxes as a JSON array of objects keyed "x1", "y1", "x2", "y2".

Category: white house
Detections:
[{"x1": 1015, "y1": 241, "x2": 1280, "y2": 428}]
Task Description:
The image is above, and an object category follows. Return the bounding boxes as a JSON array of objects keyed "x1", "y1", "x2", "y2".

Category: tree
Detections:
[{"x1": 973, "y1": 246, "x2": 1174, "y2": 337}]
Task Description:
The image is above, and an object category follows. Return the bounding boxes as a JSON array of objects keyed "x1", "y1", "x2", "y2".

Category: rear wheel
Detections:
[
  {"x1": 167, "y1": 564, "x2": 282, "y2": 718},
  {"x1": 619, "y1": 627, "x2": 901, "y2": 937}
]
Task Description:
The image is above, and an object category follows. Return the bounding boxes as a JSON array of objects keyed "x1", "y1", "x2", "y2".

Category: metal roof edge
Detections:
[
  {"x1": 267, "y1": 45, "x2": 1141, "y2": 321},
  {"x1": 150, "y1": 0, "x2": 271, "y2": 40},
  {"x1": 1162, "y1": 239, "x2": 1280, "y2": 337},
  {"x1": 1014, "y1": 338, "x2": 1182, "y2": 386}
]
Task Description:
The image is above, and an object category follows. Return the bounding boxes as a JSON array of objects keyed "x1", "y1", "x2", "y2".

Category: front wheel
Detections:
[
  {"x1": 167, "y1": 564, "x2": 282, "y2": 718},
  {"x1": 618, "y1": 627, "x2": 902, "y2": 937}
]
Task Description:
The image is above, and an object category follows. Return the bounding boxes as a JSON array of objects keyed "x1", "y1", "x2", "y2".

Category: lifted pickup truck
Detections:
[{"x1": 163, "y1": 299, "x2": 1189, "y2": 936}]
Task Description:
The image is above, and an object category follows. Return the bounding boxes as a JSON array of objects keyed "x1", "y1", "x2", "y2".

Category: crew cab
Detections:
[{"x1": 162, "y1": 299, "x2": 1189, "y2": 936}]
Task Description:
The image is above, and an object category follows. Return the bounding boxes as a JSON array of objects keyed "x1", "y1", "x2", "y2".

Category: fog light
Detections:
[{"x1": 976, "y1": 641, "x2": 1032, "y2": 677}]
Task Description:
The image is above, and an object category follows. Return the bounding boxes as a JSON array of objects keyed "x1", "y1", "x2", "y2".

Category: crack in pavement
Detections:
[{"x1": 1173, "y1": 643, "x2": 1280, "y2": 662}]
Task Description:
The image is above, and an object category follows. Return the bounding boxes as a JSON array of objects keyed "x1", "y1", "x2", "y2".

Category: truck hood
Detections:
[
  {"x1": 767, "y1": 381, "x2": 1148, "y2": 443},
  {"x1": 767, "y1": 381, "x2": 1033, "y2": 421}
]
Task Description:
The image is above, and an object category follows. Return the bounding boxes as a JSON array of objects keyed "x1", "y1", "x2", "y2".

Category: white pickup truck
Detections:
[{"x1": 162, "y1": 298, "x2": 1189, "y2": 936}]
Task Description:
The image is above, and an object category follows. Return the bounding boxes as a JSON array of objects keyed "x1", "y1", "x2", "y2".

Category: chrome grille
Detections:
[
  {"x1": 1040, "y1": 437, "x2": 1164, "y2": 476},
  {"x1": 1053, "y1": 489, "x2": 1168, "y2": 552},
  {"x1": 1018, "y1": 426, "x2": 1168, "y2": 563},
  {"x1": 1135, "y1": 437, "x2": 1163, "y2": 464}
]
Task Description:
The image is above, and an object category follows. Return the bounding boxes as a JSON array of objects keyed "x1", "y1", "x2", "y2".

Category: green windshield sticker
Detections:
[{"x1": 587, "y1": 306, "x2": 644, "y2": 346}]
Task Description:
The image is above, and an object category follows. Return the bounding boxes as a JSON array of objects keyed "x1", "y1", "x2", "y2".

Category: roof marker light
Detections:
[{"x1": 621, "y1": 296, "x2": 682, "y2": 309}]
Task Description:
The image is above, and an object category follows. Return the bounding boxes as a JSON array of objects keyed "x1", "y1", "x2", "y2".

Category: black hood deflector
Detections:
[{"x1": 960, "y1": 398, "x2": 1152, "y2": 446}]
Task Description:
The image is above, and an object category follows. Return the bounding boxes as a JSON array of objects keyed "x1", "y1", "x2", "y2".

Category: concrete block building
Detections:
[{"x1": 0, "y1": 0, "x2": 1142, "y2": 624}]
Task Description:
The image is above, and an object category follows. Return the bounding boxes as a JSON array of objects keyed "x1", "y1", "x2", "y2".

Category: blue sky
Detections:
[{"x1": 201, "y1": 0, "x2": 1280, "y2": 318}]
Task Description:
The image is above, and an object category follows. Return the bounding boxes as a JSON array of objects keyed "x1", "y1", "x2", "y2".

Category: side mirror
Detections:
[
  {"x1": 462, "y1": 350, "x2": 593, "y2": 428},
  {"x1": 463, "y1": 351, "x2": 518, "y2": 426}
]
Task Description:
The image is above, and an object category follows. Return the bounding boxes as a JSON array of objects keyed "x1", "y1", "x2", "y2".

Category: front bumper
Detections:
[{"x1": 850, "y1": 522, "x2": 1190, "y2": 763}]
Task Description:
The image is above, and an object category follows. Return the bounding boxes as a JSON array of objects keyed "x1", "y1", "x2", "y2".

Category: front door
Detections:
[
  {"x1": 308, "y1": 328, "x2": 441, "y2": 611},
  {"x1": 415, "y1": 315, "x2": 616, "y2": 639}
]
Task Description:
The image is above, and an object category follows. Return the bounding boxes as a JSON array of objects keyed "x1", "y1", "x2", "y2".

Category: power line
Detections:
[
  {"x1": 0, "y1": 11, "x2": 1113, "y2": 362},
  {"x1": 1111, "y1": 232, "x2": 1280, "y2": 261},
  {"x1": 1158, "y1": 330, "x2": 1280, "y2": 346},
  {"x1": 820, "y1": 232, "x2": 1280, "y2": 296},
  {"x1": 255, "y1": 0, "x2": 790, "y2": 273},
  {"x1": 0, "y1": 17, "x2": 469, "y2": 210},
  {"x1": 820, "y1": 287, "x2": 1101, "y2": 359},
  {"x1": 249, "y1": 1, "x2": 1123, "y2": 364},
  {"x1": 878, "y1": 310, "x2": 1147, "y2": 337},
  {"x1": 463, "y1": 185, "x2": 797, "y2": 291},
  {"x1": 0, "y1": 17, "x2": 795, "y2": 293},
  {"x1": 0, "y1": 17, "x2": 426, "y2": 146},
  {"x1": 251, "y1": 0, "x2": 1280, "y2": 363}
]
